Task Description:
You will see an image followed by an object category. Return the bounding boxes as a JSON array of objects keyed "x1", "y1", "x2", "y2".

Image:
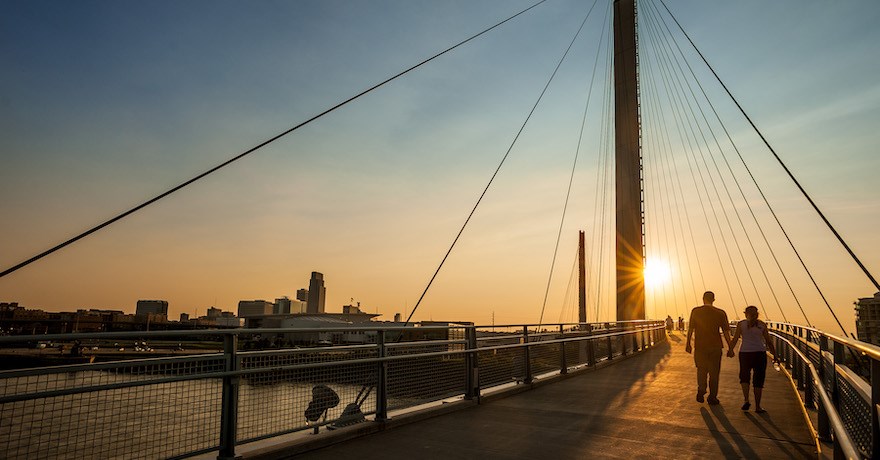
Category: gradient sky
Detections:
[{"x1": 1, "y1": 0, "x2": 878, "y2": 333}]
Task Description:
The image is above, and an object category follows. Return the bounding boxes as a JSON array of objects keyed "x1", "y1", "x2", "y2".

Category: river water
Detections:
[{"x1": 0, "y1": 371, "x2": 369, "y2": 459}]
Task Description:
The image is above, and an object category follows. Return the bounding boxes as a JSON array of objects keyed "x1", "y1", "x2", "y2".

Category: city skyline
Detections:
[{"x1": 2, "y1": 1, "x2": 879, "y2": 332}]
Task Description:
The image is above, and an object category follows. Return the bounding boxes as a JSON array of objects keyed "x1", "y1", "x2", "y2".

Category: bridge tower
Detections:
[{"x1": 613, "y1": 0, "x2": 646, "y2": 320}]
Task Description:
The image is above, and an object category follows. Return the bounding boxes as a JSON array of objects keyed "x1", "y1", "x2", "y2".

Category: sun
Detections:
[{"x1": 643, "y1": 259, "x2": 672, "y2": 288}]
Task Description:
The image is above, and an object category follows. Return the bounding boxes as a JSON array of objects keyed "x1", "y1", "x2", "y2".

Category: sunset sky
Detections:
[{"x1": 2, "y1": 0, "x2": 878, "y2": 333}]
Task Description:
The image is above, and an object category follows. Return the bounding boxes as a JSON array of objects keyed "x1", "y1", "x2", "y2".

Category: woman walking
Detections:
[{"x1": 730, "y1": 306, "x2": 777, "y2": 412}]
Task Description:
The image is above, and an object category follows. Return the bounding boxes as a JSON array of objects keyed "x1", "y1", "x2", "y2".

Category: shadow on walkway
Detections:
[{"x1": 285, "y1": 332, "x2": 815, "y2": 459}]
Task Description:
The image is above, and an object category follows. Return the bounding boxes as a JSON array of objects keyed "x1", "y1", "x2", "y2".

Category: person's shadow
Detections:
[{"x1": 700, "y1": 406, "x2": 760, "y2": 458}]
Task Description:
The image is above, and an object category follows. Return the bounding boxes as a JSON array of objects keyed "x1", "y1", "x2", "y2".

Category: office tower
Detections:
[
  {"x1": 296, "y1": 289, "x2": 309, "y2": 302},
  {"x1": 307, "y1": 272, "x2": 326, "y2": 314}
]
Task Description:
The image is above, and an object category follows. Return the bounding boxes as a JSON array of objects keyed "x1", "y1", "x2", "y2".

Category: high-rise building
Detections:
[
  {"x1": 296, "y1": 289, "x2": 309, "y2": 302},
  {"x1": 136, "y1": 300, "x2": 168, "y2": 316},
  {"x1": 307, "y1": 272, "x2": 326, "y2": 314},
  {"x1": 856, "y1": 292, "x2": 880, "y2": 346}
]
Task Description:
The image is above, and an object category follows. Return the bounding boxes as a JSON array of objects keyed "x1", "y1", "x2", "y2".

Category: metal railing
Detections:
[
  {"x1": 767, "y1": 322, "x2": 880, "y2": 459},
  {"x1": 0, "y1": 320, "x2": 665, "y2": 459}
]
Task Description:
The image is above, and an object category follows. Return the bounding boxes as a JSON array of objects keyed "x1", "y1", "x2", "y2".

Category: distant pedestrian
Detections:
[
  {"x1": 665, "y1": 315, "x2": 674, "y2": 333},
  {"x1": 685, "y1": 291, "x2": 734, "y2": 405},
  {"x1": 730, "y1": 306, "x2": 778, "y2": 413},
  {"x1": 678, "y1": 316, "x2": 684, "y2": 331}
]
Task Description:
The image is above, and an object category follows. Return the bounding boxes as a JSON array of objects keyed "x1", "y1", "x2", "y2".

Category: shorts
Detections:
[{"x1": 739, "y1": 351, "x2": 767, "y2": 388}]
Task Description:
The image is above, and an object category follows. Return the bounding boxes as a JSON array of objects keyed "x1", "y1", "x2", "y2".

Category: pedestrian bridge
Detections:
[
  {"x1": 0, "y1": 320, "x2": 873, "y2": 459},
  {"x1": 241, "y1": 329, "x2": 817, "y2": 460}
]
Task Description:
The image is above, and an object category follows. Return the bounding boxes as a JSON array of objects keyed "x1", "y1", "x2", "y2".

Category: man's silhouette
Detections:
[{"x1": 685, "y1": 291, "x2": 734, "y2": 405}]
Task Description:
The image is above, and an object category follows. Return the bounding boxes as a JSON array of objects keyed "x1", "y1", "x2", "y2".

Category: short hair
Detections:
[
  {"x1": 702, "y1": 291, "x2": 715, "y2": 302},
  {"x1": 744, "y1": 305, "x2": 759, "y2": 315}
]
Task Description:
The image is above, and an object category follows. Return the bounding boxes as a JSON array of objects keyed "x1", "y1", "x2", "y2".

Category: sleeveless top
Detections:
[{"x1": 738, "y1": 319, "x2": 766, "y2": 353}]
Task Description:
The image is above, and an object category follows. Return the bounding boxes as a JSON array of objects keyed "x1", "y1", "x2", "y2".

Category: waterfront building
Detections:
[
  {"x1": 206, "y1": 307, "x2": 222, "y2": 319},
  {"x1": 238, "y1": 300, "x2": 274, "y2": 319},
  {"x1": 136, "y1": 300, "x2": 168, "y2": 316},
  {"x1": 275, "y1": 297, "x2": 291, "y2": 314},
  {"x1": 307, "y1": 272, "x2": 326, "y2": 314},
  {"x1": 856, "y1": 292, "x2": 880, "y2": 346}
]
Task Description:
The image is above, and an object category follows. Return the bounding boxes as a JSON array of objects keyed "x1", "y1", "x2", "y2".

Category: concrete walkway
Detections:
[{"x1": 286, "y1": 330, "x2": 818, "y2": 459}]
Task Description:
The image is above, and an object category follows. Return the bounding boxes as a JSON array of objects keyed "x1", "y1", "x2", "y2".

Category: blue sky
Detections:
[{"x1": 1, "y1": 0, "x2": 878, "y2": 332}]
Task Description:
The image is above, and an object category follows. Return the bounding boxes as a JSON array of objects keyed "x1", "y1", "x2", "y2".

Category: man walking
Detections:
[{"x1": 685, "y1": 291, "x2": 734, "y2": 405}]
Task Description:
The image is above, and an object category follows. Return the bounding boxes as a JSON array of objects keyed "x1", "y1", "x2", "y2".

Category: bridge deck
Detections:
[{"x1": 264, "y1": 331, "x2": 817, "y2": 459}]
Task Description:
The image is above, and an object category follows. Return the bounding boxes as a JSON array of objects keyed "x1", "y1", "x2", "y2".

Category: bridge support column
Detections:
[{"x1": 613, "y1": 0, "x2": 645, "y2": 322}]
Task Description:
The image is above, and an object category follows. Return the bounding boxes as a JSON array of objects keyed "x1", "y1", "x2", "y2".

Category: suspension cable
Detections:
[
  {"x1": 657, "y1": 0, "x2": 880, "y2": 295},
  {"x1": 643, "y1": 0, "x2": 812, "y2": 326},
  {"x1": 538, "y1": 0, "x2": 606, "y2": 326},
  {"x1": 0, "y1": 0, "x2": 549, "y2": 280},
  {"x1": 403, "y1": 1, "x2": 597, "y2": 326},
  {"x1": 656, "y1": 0, "x2": 860, "y2": 333},
  {"x1": 642, "y1": 2, "x2": 784, "y2": 322}
]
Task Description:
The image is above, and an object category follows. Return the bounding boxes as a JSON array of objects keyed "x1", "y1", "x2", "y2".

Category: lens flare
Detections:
[{"x1": 644, "y1": 259, "x2": 672, "y2": 288}]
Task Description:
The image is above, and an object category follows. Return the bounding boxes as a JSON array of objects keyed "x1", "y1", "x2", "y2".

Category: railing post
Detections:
[
  {"x1": 522, "y1": 326, "x2": 532, "y2": 384},
  {"x1": 587, "y1": 324, "x2": 596, "y2": 367},
  {"x1": 795, "y1": 347, "x2": 804, "y2": 390},
  {"x1": 817, "y1": 334, "x2": 831, "y2": 441},
  {"x1": 632, "y1": 327, "x2": 638, "y2": 352},
  {"x1": 465, "y1": 327, "x2": 479, "y2": 400},
  {"x1": 559, "y1": 325, "x2": 568, "y2": 375},
  {"x1": 218, "y1": 334, "x2": 239, "y2": 460},
  {"x1": 831, "y1": 341, "x2": 844, "y2": 435},
  {"x1": 607, "y1": 334, "x2": 613, "y2": 361},
  {"x1": 872, "y1": 357, "x2": 880, "y2": 459},
  {"x1": 375, "y1": 331, "x2": 388, "y2": 422}
]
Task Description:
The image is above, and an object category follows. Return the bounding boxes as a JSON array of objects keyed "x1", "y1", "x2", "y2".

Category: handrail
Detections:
[
  {"x1": 770, "y1": 332, "x2": 861, "y2": 460},
  {"x1": 0, "y1": 320, "x2": 663, "y2": 344},
  {"x1": 767, "y1": 321, "x2": 880, "y2": 362}
]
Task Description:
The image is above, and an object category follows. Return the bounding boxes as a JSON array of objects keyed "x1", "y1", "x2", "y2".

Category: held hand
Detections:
[
  {"x1": 726, "y1": 349, "x2": 735, "y2": 358},
  {"x1": 685, "y1": 344, "x2": 692, "y2": 354}
]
